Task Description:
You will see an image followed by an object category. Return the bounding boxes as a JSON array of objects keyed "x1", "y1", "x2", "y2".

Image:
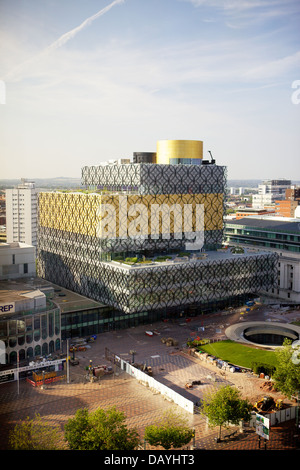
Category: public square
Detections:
[{"x1": 0, "y1": 305, "x2": 299, "y2": 451}]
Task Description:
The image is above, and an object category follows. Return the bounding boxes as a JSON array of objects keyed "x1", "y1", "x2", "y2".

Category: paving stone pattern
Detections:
[{"x1": 0, "y1": 316, "x2": 299, "y2": 451}]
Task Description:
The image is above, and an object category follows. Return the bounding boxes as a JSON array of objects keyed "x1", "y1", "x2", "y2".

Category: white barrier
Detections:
[
  {"x1": 249, "y1": 405, "x2": 297, "y2": 427},
  {"x1": 267, "y1": 405, "x2": 296, "y2": 426},
  {"x1": 120, "y1": 358, "x2": 194, "y2": 414}
]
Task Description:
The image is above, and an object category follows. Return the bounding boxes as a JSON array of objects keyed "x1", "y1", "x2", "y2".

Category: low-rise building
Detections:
[
  {"x1": 275, "y1": 199, "x2": 299, "y2": 218},
  {"x1": 235, "y1": 208, "x2": 275, "y2": 219},
  {"x1": 224, "y1": 217, "x2": 300, "y2": 303},
  {"x1": 0, "y1": 242, "x2": 36, "y2": 280},
  {"x1": 0, "y1": 280, "x2": 61, "y2": 364}
]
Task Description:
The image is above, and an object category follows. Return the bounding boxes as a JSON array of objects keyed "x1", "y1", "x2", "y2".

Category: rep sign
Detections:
[{"x1": 0, "y1": 302, "x2": 15, "y2": 314}]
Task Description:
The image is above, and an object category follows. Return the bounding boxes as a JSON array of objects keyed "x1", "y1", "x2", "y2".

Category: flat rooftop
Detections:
[
  {"x1": 0, "y1": 277, "x2": 106, "y2": 314},
  {"x1": 106, "y1": 247, "x2": 275, "y2": 271},
  {"x1": 226, "y1": 217, "x2": 300, "y2": 233}
]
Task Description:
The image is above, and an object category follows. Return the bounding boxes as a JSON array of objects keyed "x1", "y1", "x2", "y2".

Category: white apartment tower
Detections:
[{"x1": 5, "y1": 179, "x2": 37, "y2": 248}]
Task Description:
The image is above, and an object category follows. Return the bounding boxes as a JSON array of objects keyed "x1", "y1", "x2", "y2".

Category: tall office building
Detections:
[
  {"x1": 37, "y1": 140, "x2": 278, "y2": 324},
  {"x1": 5, "y1": 179, "x2": 37, "y2": 248}
]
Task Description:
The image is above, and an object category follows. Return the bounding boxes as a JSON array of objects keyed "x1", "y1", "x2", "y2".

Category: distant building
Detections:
[
  {"x1": 0, "y1": 193, "x2": 5, "y2": 226},
  {"x1": 0, "y1": 242, "x2": 36, "y2": 280},
  {"x1": 235, "y1": 208, "x2": 275, "y2": 220},
  {"x1": 275, "y1": 199, "x2": 299, "y2": 218},
  {"x1": 275, "y1": 186, "x2": 300, "y2": 218},
  {"x1": 5, "y1": 179, "x2": 37, "y2": 248},
  {"x1": 230, "y1": 187, "x2": 239, "y2": 195},
  {"x1": 286, "y1": 186, "x2": 300, "y2": 201},
  {"x1": 224, "y1": 216, "x2": 300, "y2": 303},
  {"x1": 252, "y1": 179, "x2": 291, "y2": 209},
  {"x1": 229, "y1": 187, "x2": 245, "y2": 196}
]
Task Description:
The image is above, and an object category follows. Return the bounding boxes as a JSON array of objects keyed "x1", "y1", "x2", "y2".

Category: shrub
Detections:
[{"x1": 251, "y1": 362, "x2": 276, "y2": 377}]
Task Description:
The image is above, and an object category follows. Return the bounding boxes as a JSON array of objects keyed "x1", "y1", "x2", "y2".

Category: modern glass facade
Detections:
[
  {"x1": 225, "y1": 220, "x2": 300, "y2": 253},
  {"x1": 0, "y1": 302, "x2": 61, "y2": 364},
  {"x1": 61, "y1": 293, "x2": 256, "y2": 338}
]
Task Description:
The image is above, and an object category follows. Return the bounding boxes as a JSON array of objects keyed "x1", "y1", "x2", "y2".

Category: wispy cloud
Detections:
[
  {"x1": 182, "y1": 0, "x2": 300, "y2": 23},
  {"x1": 45, "y1": 0, "x2": 124, "y2": 52},
  {"x1": 243, "y1": 50, "x2": 300, "y2": 81},
  {"x1": 183, "y1": 0, "x2": 296, "y2": 12},
  {"x1": 3, "y1": 0, "x2": 125, "y2": 82}
]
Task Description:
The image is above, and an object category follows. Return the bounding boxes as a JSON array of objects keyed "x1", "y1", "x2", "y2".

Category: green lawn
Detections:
[{"x1": 198, "y1": 340, "x2": 278, "y2": 370}]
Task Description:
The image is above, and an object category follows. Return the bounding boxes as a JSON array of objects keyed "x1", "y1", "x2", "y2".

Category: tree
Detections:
[
  {"x1": 144, "y1": 409, "x2": 194, "y2": 450},
  {"x1": 9, "y1": 414, "x2": 63, "y2": 450},
  {"x1": 64, "y1": 406, "x2": 140, "y2": 450},
  {"x1": 273, "y1": 338, "x2": 300, "y2": 398},
  {"x1": 201, "y1": 385, "x2": 252, "y2": 441}
]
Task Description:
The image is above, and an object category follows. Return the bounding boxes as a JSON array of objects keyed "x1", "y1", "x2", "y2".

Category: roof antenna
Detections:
[{"x1": 208, "y1": 150, "x2": 215, "y2": 164}]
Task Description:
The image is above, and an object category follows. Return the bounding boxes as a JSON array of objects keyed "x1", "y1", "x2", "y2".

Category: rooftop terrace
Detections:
[{"x1": 106, "y1": 246, "x2": 274, "y2": 270}]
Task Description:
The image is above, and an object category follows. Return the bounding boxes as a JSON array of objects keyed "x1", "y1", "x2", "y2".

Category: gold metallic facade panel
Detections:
[
  {"x1": 39, "y1": 192, "x2": 101, "y2": 237},
  {"x1": 39, "y1": 192, "x2": 223, "y2": 237},
  {"x1": 156, "y1": 140, "x2": 203, "y2": 164}
]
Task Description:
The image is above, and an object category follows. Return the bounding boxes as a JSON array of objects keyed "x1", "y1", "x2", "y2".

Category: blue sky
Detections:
[{"x1": 0, "y1": 0, "x2": 299, "y2": 180}]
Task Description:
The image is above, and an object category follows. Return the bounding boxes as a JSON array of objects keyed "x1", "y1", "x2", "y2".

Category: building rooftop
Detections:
[
  {"x1": 0, "y1": 242, "x2": 34, "y2": 249},
  {"x1": 226, "y1": 216, "x2": 300, "y2": 233},
  {"x1": 0, "y1": 277, "x2": 106, "y2": 314},
  {"x1": 106, "y1": 247, "x2": 274, "y2": 271}
]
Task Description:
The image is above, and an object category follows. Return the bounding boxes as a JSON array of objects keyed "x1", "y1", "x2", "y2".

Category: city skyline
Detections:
[{"x1": 1, "y1": 0, "x2": 300, "y2": 180}]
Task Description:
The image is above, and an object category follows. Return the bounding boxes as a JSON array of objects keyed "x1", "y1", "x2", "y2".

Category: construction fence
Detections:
[{"x1": 105, "y1": 347, "x2": 194, "y2": 414}]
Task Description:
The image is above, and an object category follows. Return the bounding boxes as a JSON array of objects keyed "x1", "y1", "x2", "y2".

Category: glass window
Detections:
[
  {"x1": 41, "y1": 315, "x2": 47, "y2": 339},
  {"x1": 9, "y1": 351, "x2": 17, "y2": 364},
  {"x1": 26, "y1": 332, "x2": 33, "y2": 344},
  {"x1": 34, "y1": 316, "x2": 40, "y2": 330},
  {"x1": 9, "y1": 321, "x2": 17, "y2": 336},
  {"x1": 17, "y1": 320, "x2": 25, "y2": 334},
  {"x1": 0, "y1": 321, "x2": 7, "y2": 338},
  {"x1": 49, "y1": 312, "x2": 54, "y2": 337},
  {"x1": 26, "y1": 317, "x2": 32, "y2": 332},
  {"x1": 26, "y1": 347, "x2": 34, "y2": 359},
  {"x1": 55, "y1": 310, "x2": 60, "y2": 335},
  {"x1": 9, "y1": 336, "x2": 17, "y2": 348},
  {"x1": 42, "y1": 343, "x2": 48, "y2": 356},
  {"x1": 34, "y1": 328, "x2": 40, "y2": 341},
  {"x1": 169, "y1": 158, "x2": 202, "y2": 165}
]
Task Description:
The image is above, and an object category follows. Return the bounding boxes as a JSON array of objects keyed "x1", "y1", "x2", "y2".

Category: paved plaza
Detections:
[{"x1": 0, "y1": 310, "x2": 299, "y2": 452}]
